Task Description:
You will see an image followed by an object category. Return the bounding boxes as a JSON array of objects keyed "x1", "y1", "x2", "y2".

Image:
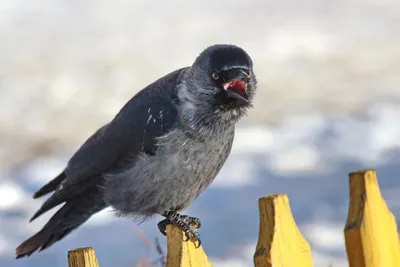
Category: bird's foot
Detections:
[{"x1": 158, "y1": 211, "x2": 202, "y2": 248}]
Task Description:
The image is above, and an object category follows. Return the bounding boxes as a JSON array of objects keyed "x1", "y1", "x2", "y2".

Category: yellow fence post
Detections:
[
  {"x1": 253, "y1": 194, "x2": 313, "y2": 267},
  {"x1": 165, "y1": 224, "x2": 213, "y2": 267},
  {"x1": 344, "y1": 169, "x2": 400, "y2": 267},
  {"x1": 68, "y1": 247, "x2": 100, "y2": 267}
]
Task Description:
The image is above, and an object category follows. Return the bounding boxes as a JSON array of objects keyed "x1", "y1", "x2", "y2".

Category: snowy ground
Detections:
[{"x1": 1, "y1": 0, "x2": 400, "y2": 266}]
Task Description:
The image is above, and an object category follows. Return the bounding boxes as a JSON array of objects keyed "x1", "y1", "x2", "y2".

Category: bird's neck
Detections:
[{"x1": 176, "y1": 82, "x2": 241, "y2": 139}]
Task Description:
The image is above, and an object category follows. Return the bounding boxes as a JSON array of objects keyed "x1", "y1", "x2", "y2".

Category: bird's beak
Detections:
[
  {"x1": 225, "y1": 88, "x2": 250, "y2": 103},
  {"x1": 224, "y1": 69, "x2": 250, "y2": 82},
  {"x1": 220, "y1": 68, "x2": 251, "y2": 103},
  {"x1": 238, "y1": 69, "x2": 251, "y2": 79}
]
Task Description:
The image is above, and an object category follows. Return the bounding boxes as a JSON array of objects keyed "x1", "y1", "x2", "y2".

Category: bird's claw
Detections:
[
  {"x1": 187, "y1": 225, "x2": 201, "y2": 248},
  {"x1": 158, "y1": 211, "x2": 202, "y2": 248},
  {"x1": 183, "y1": 230, "x2": 191, "y2": 242},
  {"x1": 187, "y1": 216, "x2": 201, "y2": 229},
  {"x1": 157, "y1": 219, "x2": 169, "y2": 236}
]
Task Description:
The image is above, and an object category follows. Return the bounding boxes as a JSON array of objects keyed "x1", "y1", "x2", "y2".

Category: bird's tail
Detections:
[
  {"x1": 32, "y1": 171, "x2": 66, "y2": 199},
  {"x1": 15, "y1": 186, "x2": 107, "y2": 259}
]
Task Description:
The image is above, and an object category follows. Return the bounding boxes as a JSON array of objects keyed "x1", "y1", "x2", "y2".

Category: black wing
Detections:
[{"x1": 64, "y1": 68, "x2": 185, "y2": 185}]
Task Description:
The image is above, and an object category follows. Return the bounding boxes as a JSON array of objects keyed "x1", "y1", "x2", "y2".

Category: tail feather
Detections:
[
  {"x1": 16, "y1": 186, "x2": 106, "y2": 259},
  {"x1": 33, "y1": 172, "x2": 66, "y2": 199},
  {"x1": 30, "y1": 177, "x2": 99, "y2": 222}
]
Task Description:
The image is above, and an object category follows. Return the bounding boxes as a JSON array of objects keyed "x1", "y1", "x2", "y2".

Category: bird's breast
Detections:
[{"x1": 156, "y1": 128, "x2": 234, "y2": 186}]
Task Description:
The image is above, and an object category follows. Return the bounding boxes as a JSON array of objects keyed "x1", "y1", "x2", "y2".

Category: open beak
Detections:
[
  {"x1": 225, "y1": 88, "x2": 250, "y2": 103},
  {"x1": 220, "y1": 69, "x2": 251, "y2": 103}
]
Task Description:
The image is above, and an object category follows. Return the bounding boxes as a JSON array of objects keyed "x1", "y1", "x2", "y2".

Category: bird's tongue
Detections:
[
  {"x1": 223, "y1": 79, "x2": 249, "y2": 103},
  {"x1": 223, "y1": 79, "x2": 246, "y2": 94}
]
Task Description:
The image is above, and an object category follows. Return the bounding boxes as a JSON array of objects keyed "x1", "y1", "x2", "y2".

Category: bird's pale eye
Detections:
[{"x1": 212, "y1": 72, "x2": 219, "y2": 80}]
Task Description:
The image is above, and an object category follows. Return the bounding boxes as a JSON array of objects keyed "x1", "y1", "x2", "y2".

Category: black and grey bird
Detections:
[{"x1": 15, "y1": 44, "x2": 258, "y2": 258}]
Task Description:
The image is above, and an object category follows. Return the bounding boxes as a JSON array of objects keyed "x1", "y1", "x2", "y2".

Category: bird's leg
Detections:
[{"x1": 157, "y1": 211, "x2": 202, "y2": 248}]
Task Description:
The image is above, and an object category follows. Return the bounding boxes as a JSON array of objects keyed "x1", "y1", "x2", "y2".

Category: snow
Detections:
[
  {"x1": 302, "y1": 221, "x2": 345, "y2": 251},
  {"x1": 369, "y1": 103, "x2": 400, "y2": 152},
  {"x1": 18, "y1": 156, "x2": 67, "y2": 185},
  {"x1": 211, "y1": 156, "x2": 256, "y2": 188},
  {"x1": 0, "y1": 182, "x2": 25, "y2": 210},
  {"x1": 0, "y1": 233, "x2": 11, "y2": 257},
  {"x1": 231, "y1": 126, "x2": 276, "y2": 155},
  {"x1": 84, "y1": 207, "x2": 116, "y2": 226}
]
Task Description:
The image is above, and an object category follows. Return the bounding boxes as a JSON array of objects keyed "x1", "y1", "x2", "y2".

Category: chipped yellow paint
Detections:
[
  {"x1": 253, "y1": 194, "x2": 313, "y2": 267},
  {"x1": 68, "y1": 247, "x2": 99, "y2": 267},
  {"x1": 344, "y1": 169, "x2": 400, "y2": 267},
  {"x1": 166, "y1": 224, "x2": 213, "y2": 267}
]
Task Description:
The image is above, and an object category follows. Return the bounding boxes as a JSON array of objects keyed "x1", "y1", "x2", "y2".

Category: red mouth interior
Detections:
[{"x1": 223, "y1": 79, "x2": 246, "y2": 94}]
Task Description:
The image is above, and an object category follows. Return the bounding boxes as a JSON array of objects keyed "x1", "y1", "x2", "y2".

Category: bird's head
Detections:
[{"x1": 185, "y1": 44, "x2": 257, "y2": 114}]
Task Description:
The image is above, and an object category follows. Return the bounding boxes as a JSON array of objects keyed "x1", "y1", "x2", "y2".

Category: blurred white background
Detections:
[{"x1": 0, "y1": 0, "x2": 399, "y2": 266}]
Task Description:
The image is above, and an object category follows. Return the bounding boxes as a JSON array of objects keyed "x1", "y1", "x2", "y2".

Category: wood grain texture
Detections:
[
  {"x1": 68, "y1": 247, "x2": 100, "y2": 267},
  {"x1": 253, "y1": 194, "x2": 313, "y2": 267},
  {"x1": 165, "y1": 224, "x2": 212, "y2": 267},
  {"x1": 344, "y1": 169, "x2": 400, "y2": 267}
]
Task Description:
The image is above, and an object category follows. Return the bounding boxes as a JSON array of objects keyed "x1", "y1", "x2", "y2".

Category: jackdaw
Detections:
[{"x1": 15, "y1": 44, "x2": 258, "y2": 258}]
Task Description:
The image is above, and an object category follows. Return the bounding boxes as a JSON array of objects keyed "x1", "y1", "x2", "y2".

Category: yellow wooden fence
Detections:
[{"x1": 67, "y1": 169, "x2": 400, "y2": 267}]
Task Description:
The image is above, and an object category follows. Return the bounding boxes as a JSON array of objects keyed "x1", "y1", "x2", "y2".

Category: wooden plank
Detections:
[
  {"x1": 254, "y1": 194, "x2": 313, "y2": 267},
  {"x1": 165, "y1": 224, "x2": 212, "y2": 267},
  {"x1": 68, "y1": 247, "x2": 100, "y2": 267},
  {"x1": 344, "y1": 169, "x2": 400, "y2": 267}
]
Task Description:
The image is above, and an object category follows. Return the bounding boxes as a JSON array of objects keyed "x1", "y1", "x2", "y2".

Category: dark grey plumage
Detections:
[{"x1": 15, "y1": 44, "x2": 258, "y2": 258}]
